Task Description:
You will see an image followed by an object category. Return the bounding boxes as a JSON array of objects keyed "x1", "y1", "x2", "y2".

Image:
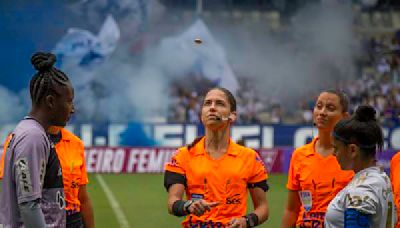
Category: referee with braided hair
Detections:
[{"x1": 0, "y1": 52, "x2": 75, "y2": 228}]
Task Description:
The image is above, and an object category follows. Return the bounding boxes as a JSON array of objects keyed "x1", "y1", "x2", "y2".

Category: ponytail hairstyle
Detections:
[
  {"x1": 29, "y1": 52, "x2": 71, "y2": 105},
  {"x1": 333, "y1": 105, "x2": 384, "y2": 158}
]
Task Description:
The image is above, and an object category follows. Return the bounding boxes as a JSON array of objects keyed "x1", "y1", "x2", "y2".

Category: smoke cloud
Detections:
[
  {"x1": 213, "y1": 2, "x2": 359, "y2": 106},
  {"x1": 0, "y1": 1, "x2": 359, "y2": 123}
]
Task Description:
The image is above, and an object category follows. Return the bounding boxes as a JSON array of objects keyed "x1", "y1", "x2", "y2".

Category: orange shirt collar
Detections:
[
  {"x1": 59, "y1": 128, "x2": 74, "y2": 142},
  {"x1": 193, "y1": 137, "x2": 240, "y2": 156},
  {"x1": 304, "y1": 137, "x2": 319, "y2": 157}
]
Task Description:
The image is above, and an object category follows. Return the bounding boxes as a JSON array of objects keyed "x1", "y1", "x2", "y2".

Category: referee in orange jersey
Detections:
[
  {"x1": 391, "y1": 151, "x2": 400, "y2": 228},
  {"x1": 0, "y1": 134, "x2": 12, "y2": 179},
  {"x1": 48, "y1": 127, "x2": 95, "y2": 228},
  {"x1": 164, "y1": 87, "x2": 269, "y2": 228},
  {"x1": 282, "y1": 89, "x2": 354, "y2": 228}
]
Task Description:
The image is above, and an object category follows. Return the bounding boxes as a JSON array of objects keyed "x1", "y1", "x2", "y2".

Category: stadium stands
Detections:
[{"x1": 166, "y1": 3, "x2": 400, "y2": 125}]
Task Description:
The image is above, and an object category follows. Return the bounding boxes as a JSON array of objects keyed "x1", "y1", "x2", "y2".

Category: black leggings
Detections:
[{"x1": 66, "y1": 211, "x2": 83, "y2": 228}]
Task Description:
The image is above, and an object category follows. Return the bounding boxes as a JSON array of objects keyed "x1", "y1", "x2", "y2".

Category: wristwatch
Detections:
[{"x1": 183, "y1": 200, "x2": 194, "y2": 214}]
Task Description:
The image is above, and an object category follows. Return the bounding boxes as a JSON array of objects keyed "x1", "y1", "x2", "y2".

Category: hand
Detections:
[
  {"x1": 188, "y1": 200, "x2": 219, "y2": 217},
  {"x1": 228, "y1": 217, "x2": 247, "y2": 228}
]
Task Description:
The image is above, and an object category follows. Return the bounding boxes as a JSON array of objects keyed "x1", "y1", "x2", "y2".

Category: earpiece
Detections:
[{"x1": 216, "y1": 114, "x2": 232, "y2": 121}]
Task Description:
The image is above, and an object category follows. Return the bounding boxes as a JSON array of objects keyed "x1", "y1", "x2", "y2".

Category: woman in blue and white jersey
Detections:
[{"x1": 325, "y1": 105, "x2": 396, "y2": 228}]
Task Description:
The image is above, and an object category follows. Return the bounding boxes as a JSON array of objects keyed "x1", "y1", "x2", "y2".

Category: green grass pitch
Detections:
[
  {"x1": 0, "y1": 174, "x2": 288, "y2": 227},
  {"x1": 87, "y1": 173, "x2": 288, "y2": 227}
]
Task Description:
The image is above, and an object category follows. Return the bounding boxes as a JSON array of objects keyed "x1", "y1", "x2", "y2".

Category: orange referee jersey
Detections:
[
  {"x1": 390, "y1": 151, "x2": 400, "y2": 228},
  {"x1": 287, "y1": 137, "x2": 354, "y2": 227},
  {"x1": 55, "y1": 128, "x2": 89, "y2": 212},
  {"x1": 165, "y1": 137, "x2": 268, "y2": 227},
  {"x1": 0, "y1": 134, "x2": 12, "y2": 179}
]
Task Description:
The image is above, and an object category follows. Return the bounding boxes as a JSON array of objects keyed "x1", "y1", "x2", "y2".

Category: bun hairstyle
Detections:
[
  {"x1": 354, "y1": 105, "x2": 376, "y2": 122},
  {"x1": 333, "y1": 105, "x2": 384, "y2": 158},
  {"x1": 31, "y1": 52, "x2": 57, "y2": 72},
  {"x1": 29, "y1": 52, "x2": 70, "y2": 105}
]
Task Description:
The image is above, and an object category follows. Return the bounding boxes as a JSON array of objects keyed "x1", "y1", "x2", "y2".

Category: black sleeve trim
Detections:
[
  {"x1": 164, "y1": 171, "x2": 187, "y2": 191},
  {"x1": 247, "y1": 180, "x2": 269, "y2": 192}
]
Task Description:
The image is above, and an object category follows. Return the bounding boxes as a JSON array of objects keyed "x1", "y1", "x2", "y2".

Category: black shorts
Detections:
[{"x1": 66, "y1": 211, "x2": 83, "y2": 228}]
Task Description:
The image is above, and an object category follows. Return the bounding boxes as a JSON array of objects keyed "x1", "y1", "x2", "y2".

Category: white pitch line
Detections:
[{"x1": 96, "y1": 174, "x2": 130, "y2": 228}]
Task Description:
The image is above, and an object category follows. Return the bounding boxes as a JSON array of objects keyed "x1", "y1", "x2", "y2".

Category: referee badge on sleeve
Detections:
[
  {"x1": 168, "y1": 150, "x2": 180, "y2": 167},
  {"x1": 299, "y1": 190, "x2": 312, "y2": 211}
]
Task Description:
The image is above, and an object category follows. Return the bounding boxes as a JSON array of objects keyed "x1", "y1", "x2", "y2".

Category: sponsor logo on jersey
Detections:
[
  {"x1": 169, "y1": 158, "x2": 178, "y2": 167},
  {"x1": 226, "y1": 193, "x2": 241, "y2": 205},
  {"x1": 16, "y1": 157, "x2": 33, "y2": 194},
  {"x1": 39, "y1": 159, "x2": 45, "y2": 187},
  {"x1": 56, "y1": 190, "x2": 66, "y2": 209},
  {"x1": 71, "y1": 180, "x2": 80, "y2": 189},
  {"x1": 299, "y1": 190, "x2": 313, "y2": 212}
]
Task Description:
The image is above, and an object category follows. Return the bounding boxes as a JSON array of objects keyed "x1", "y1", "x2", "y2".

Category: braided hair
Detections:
[
  {"x1": 29, "y1": 52, "x2": 70, "y2": 105},
  {"x1": 333, "y1": 105, "x2": 384, "y2": 158}
]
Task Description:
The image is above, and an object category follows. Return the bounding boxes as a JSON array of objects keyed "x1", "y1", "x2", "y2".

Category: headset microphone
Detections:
[{"x1": 216, "y1": 115, "x2": 231, "y2": 121}]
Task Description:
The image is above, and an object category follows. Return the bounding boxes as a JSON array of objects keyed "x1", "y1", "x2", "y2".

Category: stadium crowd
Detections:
[{"x1": 167, "y1": 27, "x2": 400, "y2": 125}]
